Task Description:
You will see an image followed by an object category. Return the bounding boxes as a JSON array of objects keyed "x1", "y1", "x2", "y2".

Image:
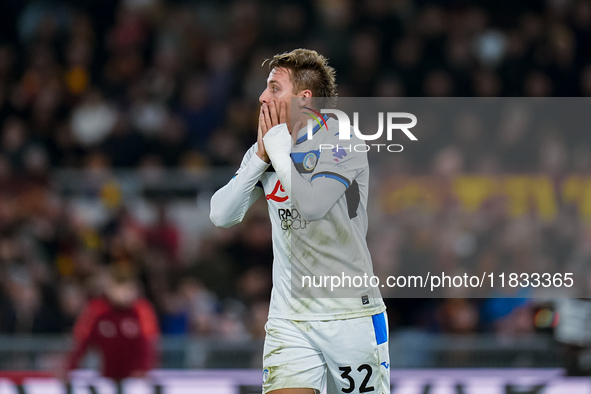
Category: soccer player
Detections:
[{"x1": 210, "y1": 48, "x2": 389, "y2": 394}]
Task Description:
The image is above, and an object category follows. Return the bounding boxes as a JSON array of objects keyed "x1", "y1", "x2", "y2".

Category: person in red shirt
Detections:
[{"x1": 66, "y1": 267, "x2": 159, "y2": 381}]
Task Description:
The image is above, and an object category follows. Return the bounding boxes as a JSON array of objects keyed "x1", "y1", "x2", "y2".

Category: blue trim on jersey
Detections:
[
  {"x1": 372, "y1": 312, "x2": 387, "y2": 345},
  {"x1": 290, "y1": 150, "x2": 320, "y2": 164},
  {"x1": 296, "y1": 115, "x2": 330, "y2": 145},
  {"x1": 311, "y1": 172, "x2": 350, "y2": 189}
]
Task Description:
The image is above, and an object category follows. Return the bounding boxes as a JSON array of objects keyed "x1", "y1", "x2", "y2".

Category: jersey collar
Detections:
[{"x1": 295, "y1": 114, "x2": 330, "y2": 145}]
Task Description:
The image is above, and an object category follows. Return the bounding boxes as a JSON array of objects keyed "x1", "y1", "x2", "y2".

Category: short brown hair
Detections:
[
  {"x1": 265, "y1": 48, "x2": 337, "y2": 107},
  {"x1": 109, "y1": 264, "x2": 137, "y2": 285}
]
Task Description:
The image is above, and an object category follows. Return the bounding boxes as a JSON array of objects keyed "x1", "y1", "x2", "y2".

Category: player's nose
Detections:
[{"x1": 259, "y1": 89, "x2": 269, "y2": 104}]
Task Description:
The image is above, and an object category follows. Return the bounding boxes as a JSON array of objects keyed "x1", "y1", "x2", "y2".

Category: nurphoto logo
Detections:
[{"x1": 304, "y1": 108, "x2": 418, "y2": 153}]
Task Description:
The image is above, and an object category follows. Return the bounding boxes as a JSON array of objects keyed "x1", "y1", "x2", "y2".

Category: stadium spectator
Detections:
[
  {"x1": 144, "y1": 202, "x2": 180, "y2": 265},
  {"x1": 65, "y1": 266, "x2": 159, "y2": 380}
]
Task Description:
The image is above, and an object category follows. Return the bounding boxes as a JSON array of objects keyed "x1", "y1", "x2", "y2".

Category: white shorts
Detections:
[{"x1": 262, "y1": 312, "x2": 390, "y2": 394}]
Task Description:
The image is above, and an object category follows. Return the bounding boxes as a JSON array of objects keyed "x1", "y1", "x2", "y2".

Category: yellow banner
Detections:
[{"x1": 379, "y1": 175, "x2": 591, "y2": 220}]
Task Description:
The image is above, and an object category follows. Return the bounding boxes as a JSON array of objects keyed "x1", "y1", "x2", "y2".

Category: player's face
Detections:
[{"x1": 259, "y1": 67, "x2": 296, "y2": 128}]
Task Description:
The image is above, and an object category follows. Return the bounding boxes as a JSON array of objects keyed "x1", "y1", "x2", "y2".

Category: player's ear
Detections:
[{"x1": 297, "y1": 90, "x2": 312, "y2": 107}]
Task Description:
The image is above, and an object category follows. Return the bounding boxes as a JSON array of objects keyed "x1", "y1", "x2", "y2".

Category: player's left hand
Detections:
[
  {"x1": 262, "y1": 100, "x2": 293, "y2": 165},
  {"x1": 256, "y1": 105, "x2": 270, "y2": 163},
  {"x1": 261, "y1": 100, "x2": 287, "y2": 135}
]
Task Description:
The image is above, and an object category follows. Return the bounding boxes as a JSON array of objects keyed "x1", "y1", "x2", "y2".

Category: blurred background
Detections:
[{"x1": 0, "y1": 0, "x2": 590, "y2": 390}]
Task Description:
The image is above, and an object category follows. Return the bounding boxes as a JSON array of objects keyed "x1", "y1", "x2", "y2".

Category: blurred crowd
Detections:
[{"x1": 0, "y1": 0, "x2": 591, "y2": 346}]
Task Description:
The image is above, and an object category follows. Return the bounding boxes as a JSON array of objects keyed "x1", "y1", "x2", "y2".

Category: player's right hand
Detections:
[{"x1": 256, "y1": 105, "x2": 270, "y2": 163}]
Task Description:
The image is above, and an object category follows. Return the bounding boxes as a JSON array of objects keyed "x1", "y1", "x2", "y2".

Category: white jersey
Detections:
[{"x1": 210, "y1": 116, "x2": 385, "y2": 320}]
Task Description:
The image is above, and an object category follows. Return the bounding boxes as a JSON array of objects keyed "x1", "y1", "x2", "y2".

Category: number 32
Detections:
[{"x1": 339, "y1": 364, "x2": 374, "y2": 393}]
